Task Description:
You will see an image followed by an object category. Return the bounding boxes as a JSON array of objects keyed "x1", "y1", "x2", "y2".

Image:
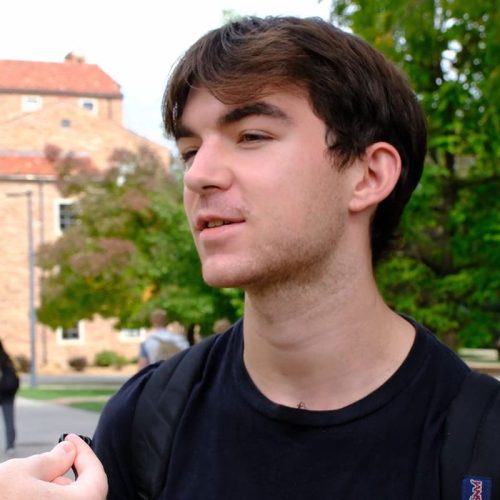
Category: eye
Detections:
[
  {"x1": 180, "y1": 148, "x2": 198, "y2": 168},
  {"x1": 239, "y1": 131, "x2": 272, "y2": 144}
]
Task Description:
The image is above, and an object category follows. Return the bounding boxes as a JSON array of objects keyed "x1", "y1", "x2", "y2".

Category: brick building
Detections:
[{"x1": 0, "y1": 53, "x2": 171, "y2": 371}]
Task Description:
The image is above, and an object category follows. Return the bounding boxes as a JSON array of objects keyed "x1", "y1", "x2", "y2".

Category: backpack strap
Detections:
[
  {"x1": 441, "y1": 370, "x2": 500, "y2": 500},
  {"x1": 132, "y1": 334, "x2": 219, "y2": 499}
]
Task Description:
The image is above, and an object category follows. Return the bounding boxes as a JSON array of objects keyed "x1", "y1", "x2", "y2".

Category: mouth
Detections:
[
  {"x1": 205, "y1": 220, "x2": 234, "y2": 229},
  {"x1": 195, "y1": 215, "x2": 244, "y2": 232}
]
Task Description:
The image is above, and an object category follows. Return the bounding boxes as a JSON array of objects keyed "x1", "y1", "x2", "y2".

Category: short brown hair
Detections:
[
  {"x1": 150, "y1": 309, "x2": 168, "y2": 327},
  {"x1": 163, "y1": 16, "x2": 427, "y2": 262}
]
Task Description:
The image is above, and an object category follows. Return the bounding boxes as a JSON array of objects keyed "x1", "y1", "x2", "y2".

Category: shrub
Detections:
[
  {"x1": 68, "y1": 356, "x2": 87, "y2": 372},
  {"x1": 94, "y1": 350, "x2": 118, "y2": 367},
  {"x1": 113, "y1": 355, "x2": 128, "y2": 370}
]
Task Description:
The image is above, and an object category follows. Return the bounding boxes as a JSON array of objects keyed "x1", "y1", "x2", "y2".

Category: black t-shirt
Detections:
[{"x1": 93, "y1": 317, "x2": 469, "y2": 499}]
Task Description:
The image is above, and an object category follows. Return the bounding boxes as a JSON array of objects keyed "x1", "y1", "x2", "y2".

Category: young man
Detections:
[
  {"x1": 1, "y1": 15, "x2": 488, "y2": 500},
  {"x1": 92, "y1": 16, "x2": 469, "y2": 499}
]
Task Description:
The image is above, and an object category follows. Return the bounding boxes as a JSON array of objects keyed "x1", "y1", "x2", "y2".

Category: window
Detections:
[
  {"x1": 56, "y1": 200, "x2": 77, "y2": 233},
  {"x1": 79, "y1": 98, "x2": 98, "y2": 114},
  {"x1": 119, "y1": 328, "x2": 146, "y2": 343},
  {"x1": 61, "y1": 326, "x2": 79, "y2": 340},
  {"x1": 57, "y1": 321, "x2": 84, "y2": 345},
  {"x1": 21, "y1": 95, "x2": 42, "y2": 112},
  {"x1": 60, "y1": 118, "x2": 71, "y2": 128}
]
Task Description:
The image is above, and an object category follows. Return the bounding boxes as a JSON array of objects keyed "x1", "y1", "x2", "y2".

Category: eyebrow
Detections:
[{"x1": 175, "y1": 101, "x2": 291, "y2": 140}]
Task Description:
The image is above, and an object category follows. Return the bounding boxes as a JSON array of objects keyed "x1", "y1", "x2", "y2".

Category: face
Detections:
[{"x1": 178, "y1": 87, "x2": 352, "y2": 291}]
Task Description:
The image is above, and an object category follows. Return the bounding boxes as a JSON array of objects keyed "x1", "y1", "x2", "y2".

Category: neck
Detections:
[{"x1": 242, "y1": 261, "x2": 415, "y2": 411}]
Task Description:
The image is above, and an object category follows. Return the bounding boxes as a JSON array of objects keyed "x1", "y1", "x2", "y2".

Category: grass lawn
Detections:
[
  {"x1": 19, "y1": 387, "x2": 118, "y2": 413},
  {"x1": 68, "y1": 401, "x2": 109, "y2": 412},
  {"x1": 19, "y1": 387, "x2": 117, "y2": 400}
]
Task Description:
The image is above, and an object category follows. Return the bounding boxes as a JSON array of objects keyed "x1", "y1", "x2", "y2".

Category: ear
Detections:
[{"x1": 348, "y1": 142, "x2": 401, "y2": 213}]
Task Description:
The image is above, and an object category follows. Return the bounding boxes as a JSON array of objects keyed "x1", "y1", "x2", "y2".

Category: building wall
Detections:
[
  {"x1": 0, "y1": 100, "x2": 168, "y2": 169},
  {"x1": 0, "y1": 177, "x2": 145, "y2": 369},
  {"x1": 0, "y1": 70, "x2": 170, "y2": 370},
  {"x1": 0, "y1": 93, "x2": 122, "y2": 125}
]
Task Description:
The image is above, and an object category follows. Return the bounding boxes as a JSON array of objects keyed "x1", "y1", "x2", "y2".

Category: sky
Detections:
[{"x1": 1, "y1": 0, "x2": 331, "y2": 150}]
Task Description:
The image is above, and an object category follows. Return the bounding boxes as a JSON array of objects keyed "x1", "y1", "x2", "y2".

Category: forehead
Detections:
[{"x1": 176, "y1": 85, "x2": 309, "y2": 138}]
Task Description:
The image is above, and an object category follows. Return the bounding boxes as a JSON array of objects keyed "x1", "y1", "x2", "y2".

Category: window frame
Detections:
[
  {"x1": 56, "y1": 321, "x2": 85, "y2": 345},
  {"x1": 78, "y1": 98, "x2": 98, "y2": 114},
  {"x1": 21, "y1": 95, "x2": 43, "y2": 112},
  {"x1": 119, "y1": 328, "x2": 146, "y2": 343},
  {"x1": 55, "y1": 199, "x2": 77, "y2": 235}
]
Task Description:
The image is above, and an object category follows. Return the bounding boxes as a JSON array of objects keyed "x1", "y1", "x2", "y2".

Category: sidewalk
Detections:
[{"x1": 0, "y1": 397, "x2": 100, "y2": 462}]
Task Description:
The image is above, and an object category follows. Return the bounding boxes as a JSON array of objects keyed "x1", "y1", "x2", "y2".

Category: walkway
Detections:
[{"x1": 0, "y1": 397, "x2": 100, "y2": 462}]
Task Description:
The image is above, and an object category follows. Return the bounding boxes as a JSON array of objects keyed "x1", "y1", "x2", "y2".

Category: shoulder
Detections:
[
  {"x1": 92, "y1": 325, "x2": 239, "y2": 498},
  {"x1": 92, "y1": 364, "x2": 161, "y2": 498},
  {"x1": 94, "y1": 363, "x2": 158, "y2": 429},
  {"x1": 409, "y1": 318, "x2": 470, "y2": 400},
  {"x1": 155, "y1": 329, "x2": 188, "y2": 343},
  {"x1": 95, "y1": 323, "x2": 239, "y2": 442},
  {"x1": 93, "y1": 364, "x2": 159, "y2": 458},
  {"x1": 417, "y1": 322, "x2": 468, "y2": 369}
]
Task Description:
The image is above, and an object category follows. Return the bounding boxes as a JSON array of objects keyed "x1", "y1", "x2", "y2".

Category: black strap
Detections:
[
  {"x1": 132, "y1": 334, "x2": 219, "y2": 499},
  {"x1": 441, "y1": 370, "x2": 500, "y2": 499}
]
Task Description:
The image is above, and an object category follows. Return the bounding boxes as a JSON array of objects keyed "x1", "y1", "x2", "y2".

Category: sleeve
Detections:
[{"x1": 92, "y1": 366, "x2": 157, "y2": 500}]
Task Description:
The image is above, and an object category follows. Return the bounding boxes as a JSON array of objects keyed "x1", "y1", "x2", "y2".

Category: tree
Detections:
[
  {"x1": 37, "y1": 146, "x2": 243, "y2": 334},
  {"x1": 328, "y1": 0, "x2": 500, "y2": 347}
]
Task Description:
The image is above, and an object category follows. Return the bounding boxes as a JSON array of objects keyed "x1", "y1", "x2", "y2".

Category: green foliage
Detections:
[
  {"x1": 94, "y1": 350, "x2": 119, "y2": 367},
  {"x1": 37, "y1": 146, "x2": 243, "y2": 334},
  {"x1": 93, "y1": 350, "x2": 128, "y2": 368},
  {"x1": 329, "y1": 0, "x2": 499, "y2": 347}
]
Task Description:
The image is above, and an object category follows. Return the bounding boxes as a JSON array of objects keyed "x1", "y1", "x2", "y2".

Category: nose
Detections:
[{"x1": 183, "y1": 139, "x2": 233, "y2": 194}]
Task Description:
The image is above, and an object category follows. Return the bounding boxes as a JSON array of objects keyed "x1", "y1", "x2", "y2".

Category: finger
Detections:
[
  {"x1": 64, "y1": 434, "x2": 108, "y2": 498},
  {"x1": 52, "y1": 476, "x2": 74, "y2": 486},
  {"x1": 22, "y1": 440, "x2": 77, "y2": 482}
]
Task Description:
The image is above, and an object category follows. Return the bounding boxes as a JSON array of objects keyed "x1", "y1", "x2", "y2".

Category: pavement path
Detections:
[{"x1": 0, "y1": 397, "x2": 101, "y2": 463}]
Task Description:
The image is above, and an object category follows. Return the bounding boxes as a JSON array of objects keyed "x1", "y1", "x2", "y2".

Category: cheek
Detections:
[
  {"x1": 250, "y1": 169, "x2": 322, "y2": 228},
  {"x1": 183, "y1": 189, "x2": 195, "y2": 217},
  {"x1": 182, "y1": 185, "x2": 190, "y2": 203}
]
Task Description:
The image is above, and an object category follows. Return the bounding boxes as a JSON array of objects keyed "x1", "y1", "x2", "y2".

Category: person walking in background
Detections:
[
  {"x1": 212, "y1": 318, "x2": 232, "y2": 336},
  {"x1": 0, "y1": 341, "x2": 19, "y2": 456},
  {"x1": 137, "y1": 309, "x2": 189, "y2": 369},
  {"x1": 186, "y1": 324, "x2": 202, "y2": 346}
]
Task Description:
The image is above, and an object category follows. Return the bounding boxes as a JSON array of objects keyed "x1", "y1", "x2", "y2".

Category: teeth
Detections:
[{"x1": 207, "y1": 220, "x2": 225, "y2": 228}]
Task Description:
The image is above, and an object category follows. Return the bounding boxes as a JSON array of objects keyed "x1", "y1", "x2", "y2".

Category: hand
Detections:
[{"x1": 0, "y1": 433, "x2": 108, "y2": 499}]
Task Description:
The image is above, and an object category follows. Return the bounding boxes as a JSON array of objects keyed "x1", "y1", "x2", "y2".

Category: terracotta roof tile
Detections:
[
  {"x1": 0, "y1": 156, "x2": 56, "y2": 177},
  {"x1": 0, "y1": 152, "x2": 100, "y2": 177},
  {"x1": 0, "y1": 59, "x2": 121, "y2": 97}
]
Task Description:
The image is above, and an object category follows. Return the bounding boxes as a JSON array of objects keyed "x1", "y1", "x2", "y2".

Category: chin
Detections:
[
  {"x1": 202, "y1": 272, "x2": 245, "y2": 289},
  {"x1": 201, "y1": 262, "x2": 256, "y2": 289}
]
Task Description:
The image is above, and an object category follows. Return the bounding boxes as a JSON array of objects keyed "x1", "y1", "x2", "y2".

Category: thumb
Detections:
[{"x1": 23, "y1": 440, "x2": 77, "y2": 482}]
